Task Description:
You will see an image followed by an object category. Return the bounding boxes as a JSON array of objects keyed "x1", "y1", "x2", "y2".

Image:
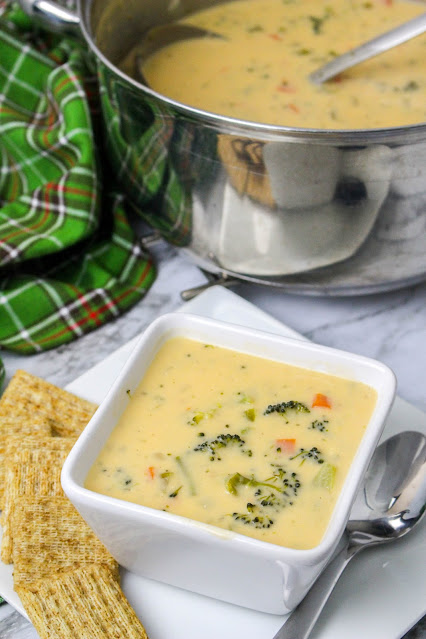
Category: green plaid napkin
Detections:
[{"x1": 0, "y1": 2, "x2": 157, "y2": 386}]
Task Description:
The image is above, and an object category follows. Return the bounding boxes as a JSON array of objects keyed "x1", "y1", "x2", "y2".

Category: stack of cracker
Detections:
[{"x1": 0, "y1": 370, "x2": 149, "y2": 639}]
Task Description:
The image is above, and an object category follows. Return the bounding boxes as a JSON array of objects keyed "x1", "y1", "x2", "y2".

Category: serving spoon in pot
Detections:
[
  {"x1": 134, "y1": 12, "x2": 426, "y2": 86},
  {"x1": 273, "y1": 430, "x2": 426, "y2": 639},
  {"x1": 310, "y1": 11, "x2": 426, "y2": 83}
]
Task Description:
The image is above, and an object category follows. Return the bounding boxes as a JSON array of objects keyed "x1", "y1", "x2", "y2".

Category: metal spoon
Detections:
[
  {"x1": 310, "y1": 12, "x2": 426, "y2": 84},
  {"x1": 274, "y1": 430, "x2": 426, "y2": 639}
]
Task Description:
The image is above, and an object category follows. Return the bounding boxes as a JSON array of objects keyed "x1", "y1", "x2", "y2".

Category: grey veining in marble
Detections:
[
  {"x1": 0, "y1": 608, "x2": 38, "y2": 638},
  {"x1": 0, "y1": 238, "x2": 425, "y2": 638}
]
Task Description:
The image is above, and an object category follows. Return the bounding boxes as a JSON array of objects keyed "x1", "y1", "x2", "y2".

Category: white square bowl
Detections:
[{"x1": 61, "y1": 312, "x2": 396, "y2": 615}]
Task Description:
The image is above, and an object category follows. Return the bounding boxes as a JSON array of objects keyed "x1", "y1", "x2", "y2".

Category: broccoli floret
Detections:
[
  {"x1": 310, "y1": 419, "x2": 329, "y2": 432},
  {"x1": 264, "y1": 400, "x2": 310, "y2": 416},
  {"x1": 226, "y1": 466, "x2": 301, "y2": 529},
  {"x1": 194, "y1": 433, "x2": 252, "y2": 460},
  {"x1": 232, "y1": 511, "x2": 274, "y2": 529},
  {"x1": 290, "y1": 447, "x2": 324, "y2": 464}
]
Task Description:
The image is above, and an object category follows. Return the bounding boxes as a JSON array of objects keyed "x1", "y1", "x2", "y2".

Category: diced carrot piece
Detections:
[
  {"x1": 268, "y1": 33, "x2": 283, "y2": 41},
  {"x1": 276, "y1": 438, "x2": 296, "y2": 453},
  {"x1": 147, "y1": 466, "x2": 155, "y2": 479},
  {"x1": 288, "y1": 103, "x2": 300, "y2": 113},
  {"x1": 276, "y1": 82, "x2": 296, "y2": 93},
  {"x1": 312, "y1": 393, "x2": 332, "y2": 409},
  {"x1": 330, "y1": 73, "x2": 346, "y2": 83}
]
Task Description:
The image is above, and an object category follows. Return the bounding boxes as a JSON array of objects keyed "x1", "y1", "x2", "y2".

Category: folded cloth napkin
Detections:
[{"x1": 0, "y1": 2, "x2": 157, "y2": 386}]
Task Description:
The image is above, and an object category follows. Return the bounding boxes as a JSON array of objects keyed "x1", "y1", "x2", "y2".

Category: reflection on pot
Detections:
[
  {"x1": 391, "y1": 141, "x2": 426, "y2": 198},
  {"x1": 100, "y1": 65, "x2": 194, "y2": 247},
  {"x1": 202, "y1": 139, "x2": 392, "y2": 276},
  {"x1": 100, "y1": 62, "x2": 398, "y2": 279}
]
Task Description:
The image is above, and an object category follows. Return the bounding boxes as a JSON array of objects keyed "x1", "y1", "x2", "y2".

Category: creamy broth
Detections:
[
  {"x1": 86, "y1": 337, "x2": 377, "y2": 550},
  {"x1": 141, "y1": 0, "x2": 426, "y2": 129}
]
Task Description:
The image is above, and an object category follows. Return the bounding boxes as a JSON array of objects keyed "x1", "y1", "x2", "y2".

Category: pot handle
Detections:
[{"x1": 18, "y1": 0, "x2": 81, "y2": 38}]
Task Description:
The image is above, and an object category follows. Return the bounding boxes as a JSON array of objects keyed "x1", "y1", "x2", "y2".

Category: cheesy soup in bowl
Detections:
[{"x1": 62, "y1": 313, "x2": 396, "y2": 614}]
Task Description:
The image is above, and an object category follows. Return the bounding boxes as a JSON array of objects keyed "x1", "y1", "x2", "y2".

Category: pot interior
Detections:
[{"x1": 88, "y1": 0, "x2": 232, "y2": 70}]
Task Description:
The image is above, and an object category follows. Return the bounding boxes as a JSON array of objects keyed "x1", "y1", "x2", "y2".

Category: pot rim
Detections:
[{"x1": 78, "y1": 0, "x2": 426, "y2": 144}]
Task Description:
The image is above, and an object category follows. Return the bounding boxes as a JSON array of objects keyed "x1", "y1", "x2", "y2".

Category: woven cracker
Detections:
[
  {"x1": 16, "y1": 564, "x2": 149, "y2": 639},
  {"x1": 1, "y1": 436, "x2": 75, "y2": 564},
  {"x1": 0, "y1": 370, "x2": 97, "y2": 437},
  {"x1": 0, "y1": 414, "x2": 52, "y2": 440},
  {"x1": 12, "y1": 496, "x2": 119, "y2": 587},
  {"x1": 3, "y1": 433, "x2": 75, "y2": 457},
  {"x1": 0, "y1": 415, "x2": 52, "y2": 507}
]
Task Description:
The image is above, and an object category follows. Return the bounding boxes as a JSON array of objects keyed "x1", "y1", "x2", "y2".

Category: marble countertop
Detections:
[{"x1": 0, "y1": 239, "x2": 425, "y2": 638}]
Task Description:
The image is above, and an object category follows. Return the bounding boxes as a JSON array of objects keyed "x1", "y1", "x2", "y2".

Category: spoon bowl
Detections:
[{"x1": 274, "y1": 430, "x2": 426, "y2": 639}]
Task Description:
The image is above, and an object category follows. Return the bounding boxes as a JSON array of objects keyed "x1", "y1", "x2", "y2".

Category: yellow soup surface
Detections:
[
  {"x1": 141, "y1": 0, "x2": 426, "y2": 129},
  {"x1": 86, "y1": 337, "x2": 377, "y2": 550}
]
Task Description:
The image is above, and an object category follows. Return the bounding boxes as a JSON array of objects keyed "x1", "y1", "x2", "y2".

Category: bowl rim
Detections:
[{"x1": 61, "y1": 311, "x2": 396, "y2": 565}]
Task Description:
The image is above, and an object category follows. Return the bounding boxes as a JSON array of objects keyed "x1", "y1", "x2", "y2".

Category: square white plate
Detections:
[{"x1": 0, "y1": 286, "x2": 425, "y2": 639}]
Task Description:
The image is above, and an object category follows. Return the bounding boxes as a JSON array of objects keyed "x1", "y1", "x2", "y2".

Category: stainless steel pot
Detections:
[{"x1": 19, "y1": 0, "x2": 426, "y2": 294}]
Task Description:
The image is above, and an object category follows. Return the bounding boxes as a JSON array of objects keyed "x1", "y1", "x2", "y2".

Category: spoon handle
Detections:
[
  {"x1": 273, "y1": 540, "x2": 359, "y2": 639},
  {"x1": 310, "y1": 11, "x2": 426, "y2": 84}
]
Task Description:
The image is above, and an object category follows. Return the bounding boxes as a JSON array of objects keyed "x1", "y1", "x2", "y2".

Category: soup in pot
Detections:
[
  {"x1": 85, "y1": 337, "x2": 377, "y2": 550},
  {"x1": 141, "y1": 0, "x2": 426, "y2": 129}
]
